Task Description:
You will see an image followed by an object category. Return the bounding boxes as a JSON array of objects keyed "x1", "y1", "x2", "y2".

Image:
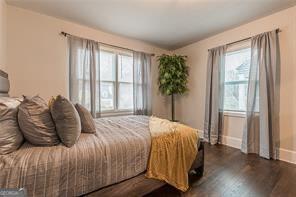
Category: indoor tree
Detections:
[{"x1": 158, "y1": 54, "x2": 189, "y2": 121}]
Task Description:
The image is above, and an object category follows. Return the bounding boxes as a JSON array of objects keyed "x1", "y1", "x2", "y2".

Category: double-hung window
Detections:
[
  {"x1": 100, "y1": 47, "x2": 133, "y2": 114},
  {"x1": 224, "y1": 42, "x2": 251, "y2": 112}
]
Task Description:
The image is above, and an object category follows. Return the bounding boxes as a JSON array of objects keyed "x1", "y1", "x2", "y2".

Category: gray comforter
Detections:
[{"x1": 0, "y1": 116, "x2": 151, "y2": 197}]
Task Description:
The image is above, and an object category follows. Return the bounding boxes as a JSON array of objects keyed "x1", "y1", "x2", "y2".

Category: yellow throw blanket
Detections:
[{"x1": 146, "y1": 117, "x2": 199, "y2": 192}]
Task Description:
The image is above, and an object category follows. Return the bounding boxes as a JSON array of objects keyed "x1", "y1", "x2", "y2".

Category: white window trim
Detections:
[
  {"x1": 223, "y1": 111, "x2": 260, "y2": 118},
  {"x1": 223, "y1": 110, "x2": 246, "y2": 118},
  {"x1": 226, "y1": 39, "x2": 251, "y2": 53},
  {"x1": 100, "y1": 110, "x2": 134, "y2": 118}
]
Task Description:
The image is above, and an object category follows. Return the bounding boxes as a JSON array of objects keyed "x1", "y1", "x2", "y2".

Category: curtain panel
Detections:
[
  {"x1": 204, "y1": 46, "x2": 226, "y2": 145},
  {"x1": 133, "y1": 52, "x2": 152, "y2": 116},
  {"x1": 68, "y1": 36, "x2": 100, "y2": 118},
  {"x1": 241, "y1": 30, "x2": 280, "y2": 159}
]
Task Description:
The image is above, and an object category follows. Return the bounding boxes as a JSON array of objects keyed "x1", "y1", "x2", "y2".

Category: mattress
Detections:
[{"x1": 0, "y1": 116, "x2": 151, "y2": 197}]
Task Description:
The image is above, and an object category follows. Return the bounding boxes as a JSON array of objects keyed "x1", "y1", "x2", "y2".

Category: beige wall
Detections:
[
  {"x1": 174, "y1": 6, "x2": 296, "y2": 152},
  {"x1": 0, "y1": 0, "x2": 7, "y2": 71},
  {"x1": 6, "y1": 4, "x2": 296, "y2": 153},
  {"x1": 7, "y1": 6, "x2": 171, "y2": 118}
]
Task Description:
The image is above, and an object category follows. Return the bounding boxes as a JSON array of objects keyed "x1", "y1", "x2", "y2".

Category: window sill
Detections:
[
  {"x1": 223, "y1": 111, "x2": 246, "y2": 118},
  {"x1": 100, "y1": 111, "x2": 134, "y2": 118}
]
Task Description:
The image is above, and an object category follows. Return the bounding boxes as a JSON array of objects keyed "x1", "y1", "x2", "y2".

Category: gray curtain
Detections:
[
  {"x1": 69, "y1": 36, "x2": 100, "y2": 118},
  {"x1": 133, "y1": 52, "x2": 152, "y2": 115},
  {"x1": 204, "y1": 46, "x2": 226, "y2": 144},
  {"x1": 241, "y1": 30, "x2": 280, "y2": 159}
]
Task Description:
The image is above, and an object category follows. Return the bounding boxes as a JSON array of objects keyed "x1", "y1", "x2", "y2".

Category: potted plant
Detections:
[{"x1": 158, "y1": 54, "x2": 189, "y2": 122}]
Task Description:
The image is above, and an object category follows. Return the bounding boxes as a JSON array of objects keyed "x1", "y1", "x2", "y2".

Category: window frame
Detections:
[
  {"x1": 223, "y1": 41, "x2": 251, "y2": 114},
  {"x1": 99, "y1": 47, "x2": 134, "y2": 116}
]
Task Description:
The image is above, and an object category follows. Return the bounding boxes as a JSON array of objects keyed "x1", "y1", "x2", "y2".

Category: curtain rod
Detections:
[
  {"x1": 60, "y1": 31, "x2": 155, "y2": 56},
  {"x1": 208, "y1": 28, "x2": 281, "y2": 51}
]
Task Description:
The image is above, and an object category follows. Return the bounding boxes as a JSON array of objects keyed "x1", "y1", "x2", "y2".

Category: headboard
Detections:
[{"x1": 0, "y1": 69, "x2": 10, "y2": 97}]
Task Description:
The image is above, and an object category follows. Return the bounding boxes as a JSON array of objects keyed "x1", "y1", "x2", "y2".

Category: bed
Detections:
[{"x1": 0, "y1": 70, "x2": 204, "y2": 197}]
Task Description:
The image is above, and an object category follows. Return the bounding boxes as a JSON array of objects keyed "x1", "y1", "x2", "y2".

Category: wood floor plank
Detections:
[
  {"x1": 86, "y1": 174, "x2": 165, "y2": 197},
  {"x1": 146, "y1": 143, "x2": 296, "y2": 197}
]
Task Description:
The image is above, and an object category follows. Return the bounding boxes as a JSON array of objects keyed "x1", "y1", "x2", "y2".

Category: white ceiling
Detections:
[{"x1": 6, "y1": 0, "x2": 296, "y2": 50}]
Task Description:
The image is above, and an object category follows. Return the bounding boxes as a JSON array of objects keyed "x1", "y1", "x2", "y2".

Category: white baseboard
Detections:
[
  {"x1": 220, "y1": 135, "x2": 242, "y2": 149},
  {"x1": 278, "y1": 148, "x2": 296, "y2": 164},
  {"x1": 198, "y1": 129, "x2": 296, "y2": 164}
]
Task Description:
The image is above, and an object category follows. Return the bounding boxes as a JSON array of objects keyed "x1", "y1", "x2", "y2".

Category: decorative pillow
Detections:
[
  {"x1": 75, "y1": 103, "x2": 96, "y2": 134},
  {"x1": 0, "y1": 97, "x2": 24, "y2": 154},
  {"x1": 50, "y1": 95, "x2": 81, "y2": 147},
  {"x1": 18, "y1": 95, "x2": 60, "y2": 146}
]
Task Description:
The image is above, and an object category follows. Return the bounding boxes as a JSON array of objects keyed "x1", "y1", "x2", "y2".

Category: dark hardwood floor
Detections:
[{"x1": 146, "y1": 143, "x2": 296, "y2": 197}]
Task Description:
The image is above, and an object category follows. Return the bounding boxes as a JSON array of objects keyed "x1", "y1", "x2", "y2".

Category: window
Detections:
[
  {"x1": 100, "y1": 50, "x2": 116, "y2": 111},
  {"x1": 224, "y1": 45, "x2": 251, "y2": 112},
  {"x1": 117, "y1": 54, "x2": 134, "y2": 110},
  {"x1": 100, "y1": 47, "x2": 134, "y2": 113}
]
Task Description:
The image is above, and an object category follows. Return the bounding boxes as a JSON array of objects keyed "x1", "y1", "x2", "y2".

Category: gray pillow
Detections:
[
  {"x1": 75, "y1": 103, "x2": 96, "y2": 134},
  {"x1": 51, "y1": 95, "x2": 81, "y2": 147},
  {"x1": 18, "y1": 96, "x2": 60, "y2": 146},
  {"x1": 0, "y1": 97, "x2": 24, "y2": 154}
]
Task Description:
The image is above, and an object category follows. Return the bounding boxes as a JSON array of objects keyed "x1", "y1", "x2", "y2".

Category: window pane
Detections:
[
  {"x1": 119, "y1": 83, "x2": 133, "y2": 110},
  {"x1": 224, "y1": 47, "x2": 251, "y2": 111},
  {"x1": 225, "y1": 48, "x2": 251, "y2": 82},
  {"x1": 118, "y1": 54, "x2": 133, "y2": 83},
  {"x1": 100, "y1": 51, "x2": 116, "y2": 81},
  {"x1": 100, "y1": 82, "x2": 114, "y2": 111},
  {"x1": 224, "y1": 83, "x2": 248, "y2": 111}
]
